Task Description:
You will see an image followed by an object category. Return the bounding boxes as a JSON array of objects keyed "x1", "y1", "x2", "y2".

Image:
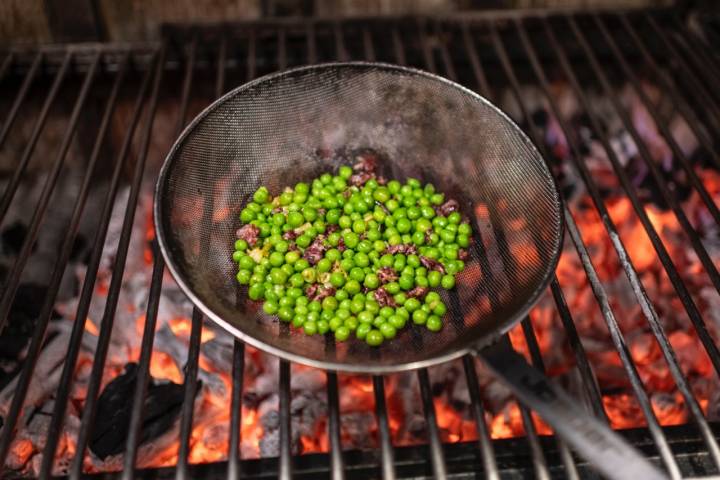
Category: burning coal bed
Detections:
[{"x1": 1, "y1": 80, "x2": 720, "y2": 477}]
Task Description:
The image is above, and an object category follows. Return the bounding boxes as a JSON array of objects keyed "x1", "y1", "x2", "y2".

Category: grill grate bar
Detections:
[
  {"x1": 0, "y1": 52, "x2": 13, "y2": 86},
  {"x1": 362, "y1": 26, "x2": 375, "y2": 62},
  {"x1": 560, "y1": 15, "x2": 720, "y2": 377},
  {"x1": 444, "y1": 18, "x2": 594, "y2": 477},
  {"x1": 534, "y1": 13, "x2": 720, "y2": 376},
  {"x1": 617, "y1": 14, "x2": 720, "y2": 170},
  {"x1": 228, "y1": 340, "x2": 246, "y2": 480},
  {"x1": 670, "y1": 16, "x2": 720, "y2": 96},
  {"x1": 373, "y1": 376, "x2": 396, "y2": 480},
  {"x1": 0, "y1": 51, "x2": 41, "y2": 148},
  {"x1": 17, "y1": 49, "x2": 156, "y2": 478},
  {"x1": 549, "y1": 279, "x2": 607, "y2": 422},
  {"x1": 0, "y1": 51, "x2": 88, "y2": 337},
  {"x1": 417, "y1": 369, "x2": 448, "y2": 478},
  {"x1": 594, "y1": 17, "x2": 720, "y2": 231},
  {"x1": 458, "y1": 18, "x2": 607, "y2": 425},
  {"x1": 326, "y1": 372, "x2": 345, "y2": 480},
  {"x1": 171, "y1": 36, "x2": 202, "y2": 480},
  {"x1": 176, "y1": 309, "x2": 204, "y2": 480},
  {"x1": 521, "y1": 319, "x2": 580, "y2": 480},
  {"x1": 123, "y1": 252, "x2": 167, "y2": 478},
  {"x1": 0, "y1": 51, "x2": 70, "y2": 229},
  {"x1": 461, "y1": 357, "x2": 499, "y2": 480},
  {"x1": 279, "y1": 360, "x2": 292, "y2": 480},
  {"x1": 0, "y1": 49, "x2": 111, "y2": 469},
  {"x1": 36, "y1": 53, "x2": 129, "y2": 477},
  {"x1": 644, "y1": 15, "x2": 720, "y2": 127},
  {"x1": 566, "y1": 210, "x2": 682, "y2": 478},
  {"x1": 532, "y1": 17, "x2": 691, "y2": 476},
  {"x1": 334, "y1": 22, "x2": 349, "y2": 62},
  {"x1": 69, "y1": 45, "x2": 165, "y2": 478},
  {"x1": 519, "y1": 14, "x2": 720, "y2": 456}
]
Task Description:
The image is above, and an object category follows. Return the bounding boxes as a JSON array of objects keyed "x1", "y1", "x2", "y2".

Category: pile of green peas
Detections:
[{"x1": 232, "y1": 164, "x2": 472, "y2": 347}]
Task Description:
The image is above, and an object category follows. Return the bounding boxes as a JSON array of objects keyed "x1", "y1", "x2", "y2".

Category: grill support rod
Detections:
[
  {"x1": 68, "y1": 45, "x2": 165, "y2": 478},
  {"x1": 0, "y1": 50, "x2": 117, "y2": 473},
  {"x1": 0, "y1": 51, "x2": 41, "y2": 149},
  {"x1": 373, "y1": 376, "x2": 396, "y2": 480}
]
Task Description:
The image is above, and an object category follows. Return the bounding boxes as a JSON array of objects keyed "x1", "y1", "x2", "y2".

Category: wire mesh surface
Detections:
[{"x1": 0, "y1": 6, "x2": 719, "y2": 479}]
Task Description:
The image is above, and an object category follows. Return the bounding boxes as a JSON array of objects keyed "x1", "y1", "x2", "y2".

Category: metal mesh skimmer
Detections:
[{"x1": 155, "y1": 62, "x2": 563, "y2": 373}]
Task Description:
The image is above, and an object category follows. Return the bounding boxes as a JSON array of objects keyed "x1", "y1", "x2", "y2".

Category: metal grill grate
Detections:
[{"x1": 0, "y1": 6, "x2": 719, "y2": 479}]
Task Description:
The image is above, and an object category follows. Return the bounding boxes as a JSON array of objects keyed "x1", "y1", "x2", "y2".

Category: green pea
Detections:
[
  {"x1": 398, "y1": 275, "x2": 414, "y2": 291},
  {"x1": 269, "y1": 269, "x2": 286, "y2": 285},
  {"x1": 295, "y1": 304, "x2": 309, "y2": 316},
  {"x1": 440, "y1": 229, "x2": 455, "y2": 243},
  {"x1": 269, "y1": 251, "x2": 284, "y2": 267},
  {"x1": 350, "y1": 299, "x2": 364, "y2": 314},
  {"x1": 352, "y1": 219, "x2": 366, "y2": 234},
  {"x1": 302, "y1": 206, "x2": 318, "y2": 222},
  {"x1": 292, "y1": 314, "x2": 306, "y2": 327},
  {"x1": 351, "y1": 252, "x2": 367, "y2": 268},
  {"x1": 372, "y1": 240, "x2": 385, "y2": 252},
  {"x1": 330, "y1": 272, "x2": 346, "y2": 288},
  {"x1": 326, "y1": 248, "x2": 341, "y2": 262},
  {"x1": 232, "y1": 250, "x2": 244, "y2": 262},
  {"x1": 286, "y1": 211, "x2": 303, "y2": 228},
  {"x1": 303, "y1": 321, "x2": 317, "y2": 335},
  {"x1": 427, "y1": 270, "x2": 442, "y2": 287},
  {"x1": 277, "y1": 306, "x2": 293, "y2": 321},
  {"x1": 385, "y1": 282, "x2": 400, "y2": 294},
  {"x1": 447, "y1": 211, "x2": 462, "y2": 224},
  {"x1": 358, "y1": 311, "x2": 374, "y2": 324},
  {"x1": 277, "y1": 295, "x2": 293, "y2": 308},
  {"x1": 356, "y1": 323, "x2": 371, "y2": 340},
  {"x1": 338, "y1": 165, "x2": 352, "y2": 179},
  {"x1": 343, "y1": 232, "x2": 359, "y2": 249},
  {"x1": 279, "y1": 192, "x2": 293, "y2": 205},
  {"x1": 405, "y1": 298, "x2": 421, "y2": 312},
  {"x1": 365, "y1": 300, "x2": 379, "y2": 314},
  {"x1": 412, "y1": 309, "x2": 428, "y2": 325},
  {"x1": 415, "y1": 276, "x2": 429, "y2": 288},
  {"x1": 373, "y1": 315, "x2": 386, "y2": 328},
  {"x1": 263, "y1": 300, "x2": 279, "y2": 315},
  {"x1": 236, "y1": 270, "x2": 251, "y2": 285},
  {"x1": 294, "y1": 258, "x2": 310, "y2": 272},
  {"x1": 364, "y1": 273, "x2": 380, "y2": 289},
  {"x1": 296, "y1": 234, "x2": 312, "y2": 248},
  {"x1": 234, "y1": 239, "x2": 249, "y2": 252},
  {"x1": 339, "y1": 258, "x2": 354, "y2": 272},
  {"x1": 238, "y1": 255, "x2": 255, "y2": 271},
  {"x1": 380, "y1": 254, "x2": 394, "y2": 267},
  {"x1": 426, "y1": 315, "x2": 442, "y2": 332},
  {"x1": 349, "y1": 267, "x2": 365, "y2": 282},
  {"x1": 387, "y1": 234, "x2": 402, "y2": 246},
  {"x1": 284, "y1": 251, "x2": 300, "y2": 264},
  {"x1": 441, "y1": 274, "x2": 456, "y2": 289},
  {"x1": 302, "y1": 267, "x2": 316, "y2": 283},
  {"x1": 322, "y1": 296, "x2": 338, "y2": 311},
  {"x1": 308, "y1": 300, "x2": 322, "y2": 312},
  {"x1": 336, "y1": 289, "x2": 349, "y2": 302},
  {"x1": 329, "y1": 316, "x2": 343, "y2": 331},
  {"x1": 411, "y1": 231, "x2": 425, "y2": 246},
  {"x1": 393, "y1": 292, "x2": 407, "y2": 305},
  {"x1": 335, "y1": 326, "x2": 350, "y2": 341},
  {"x1": 253, "y1": 187, "x2": 269, "y2": 204},
  {"x1": 393, "y1": 255, "x2": 406, "y2": 270},
  {"x1": 366, "y1": 330, "x2": 384, "y2": 346},
  {"x1": 345, "y1": 280, "x2": 361, "y2": 295},
  {"x1": 457, "y1": 234, "x2": 469, "y2": 248},
  {"x1": 386, "y1": 199, "x2": 399, "y2": 212},
  {"x1": 388, "y1": 314, "x2": 406, "y2": 329},
  {"x1": 345, "y1": 316, "x2": 359, "y2": 330}
]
